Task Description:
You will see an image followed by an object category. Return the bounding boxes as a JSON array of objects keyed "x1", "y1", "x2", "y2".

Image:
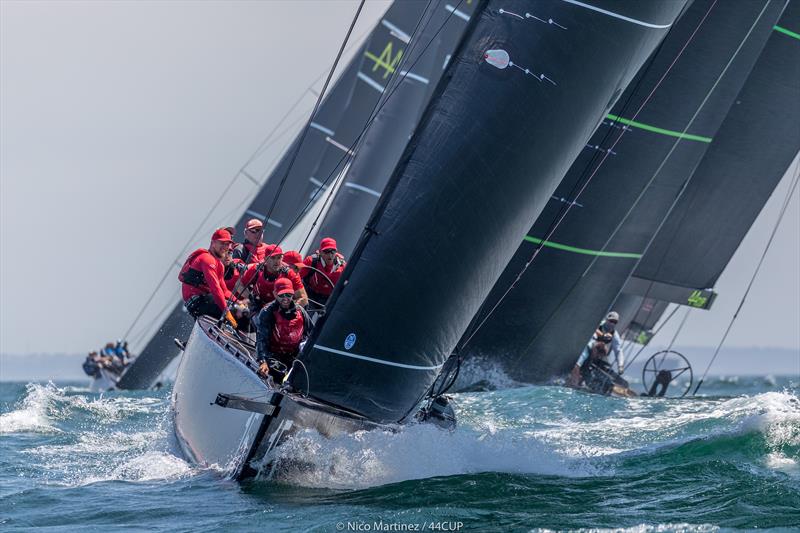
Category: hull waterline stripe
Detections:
[
  {"x1": 559, "y1": 0, "x2": 673, "y2": 29},
  {"x1": 774, "y1": 25, "x2": 800, "y2": 41},
  {"x1": 309, "y1": 122, "x2": 335, "y2": 137},
  {"x1": 606, "y1": 114, "x2": 712, "y2": 142},
  {"x1": 524, "y1": 236, "x2": 642, "y2": 258},
  {"x1": 344, "y1": 182, "x2": 382, "y2": 197},
  {"x1": 357, "y1": 71, "x2": 386, "y2": 93},
  {"x1": 245, "y1": 210, "x2": 282, "y2": 228},
  {"x1": 314, "y1": 345, "x2": 446, "y2": 371},
  {"x1": 445, "y1": 4, "x2": 470, "y2": 22}
]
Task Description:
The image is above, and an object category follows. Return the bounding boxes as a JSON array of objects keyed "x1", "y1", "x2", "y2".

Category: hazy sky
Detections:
[{"x1": 1, "y1": 1, "x2": 798, "y2": 360}]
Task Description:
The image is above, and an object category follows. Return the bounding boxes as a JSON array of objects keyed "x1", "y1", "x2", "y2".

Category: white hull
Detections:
[
  {"x1": 172, "y1": 319, "x2": 268, "y2": 477},
  {"x1": 172, "y1": 317, "x2": 384, "y2": 479}
]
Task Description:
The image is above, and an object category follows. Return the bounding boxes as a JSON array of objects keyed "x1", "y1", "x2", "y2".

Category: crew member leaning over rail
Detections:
[{"x1": 178, "y1": 228, "x2": 239, "y2": 328}]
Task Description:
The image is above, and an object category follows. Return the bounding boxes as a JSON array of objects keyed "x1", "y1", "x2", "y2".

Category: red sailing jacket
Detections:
[
  {"x1": 300, "y1": 253, "x2": 346, "y2": 298},
  {"x1": 241, "y1": 263, "x2": 304, "y2": 307},
  {"x1": 256, "y1": 301, "x2": 311, "y2": 360},
  {"x1": 179, "y1": 248, "x2": 232, "y2": 311}
]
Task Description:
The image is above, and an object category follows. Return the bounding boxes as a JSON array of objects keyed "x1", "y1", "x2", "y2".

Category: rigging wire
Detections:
[
  {"x1": 226, "y1": 0, "x2": 461, "y2": 312},
  {"x1": 457, "y1": 0, "x2": 718, "y2": 352},
  {"x1": 693, "y1": 161, "x2": 800, "y2": 395},
  {"x1": 253, "y1": 0, "x2": 367, "y2": 236},
  {"x1": 262, "y1": 0, "x2": 463, "y2": 255}
]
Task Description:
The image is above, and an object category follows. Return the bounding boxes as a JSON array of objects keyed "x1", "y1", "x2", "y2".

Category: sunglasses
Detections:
[
  {"x1": 276, "y1": 293, "x2": 293, "y2": 299},
  {"x1": 247, "y1": 228, "x2": 263, "y2": 233},
  {"x1": 607, "y1": 320, "x2": 618, "y2": 324},
  {"x1": 321, "y1": 249, "x2": 337, "y2": 254}
]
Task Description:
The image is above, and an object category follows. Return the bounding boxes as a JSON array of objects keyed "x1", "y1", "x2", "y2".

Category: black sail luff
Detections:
[
  {"x1": 454, "y1": 0, "x2": 787, "y2": 383},
  {"x1": 292, "y1": 0, "x2": 688, "y2": 422},
  {"x1": 118, "y1": 2, "x2": 430, "y2": 389}
]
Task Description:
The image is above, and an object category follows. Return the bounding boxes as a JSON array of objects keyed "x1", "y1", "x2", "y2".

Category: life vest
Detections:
[
  {"x1": 302, "y1": 254, "x2": 344, "y2": 298},
  {"x1": 178, "y1": 249, "x2": 211, "y2": 287},
  {"x1": 269, "y1": 305, "x2": 306, "y2": 355}
]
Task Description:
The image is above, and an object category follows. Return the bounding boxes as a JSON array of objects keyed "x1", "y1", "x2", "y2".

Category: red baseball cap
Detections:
[
  {"x1": 273, "y1": 278, "x2": 294, "y2": 296},
  {"x1": 320, "y1": 237, "x2": 337, "y2": 252},
  {"x1": 282, "y1": 250, "x2": 303, "y2": 267},
  {"x1": 211, "y1": 228, "x2": 233, "y2": 243},
  {"x1": 264, "y1": 244, "x2": 283, "y2": 257}
]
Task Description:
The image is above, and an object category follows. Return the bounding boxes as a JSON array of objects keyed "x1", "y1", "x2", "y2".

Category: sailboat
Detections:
[
  {"x1": 171, "y1": 0, "x2": 688, "y2": 479},
  {"x1": 454, "y1": 0, "x2": 795, "y2": 396}
]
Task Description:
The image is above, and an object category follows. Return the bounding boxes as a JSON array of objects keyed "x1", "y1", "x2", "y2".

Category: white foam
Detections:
[
  {"x1": 0, "y1": 382, "x2": 64, "y2": 434},
  {"x1": 268, "y1": 418, "x2": 594, "y2": 489}
]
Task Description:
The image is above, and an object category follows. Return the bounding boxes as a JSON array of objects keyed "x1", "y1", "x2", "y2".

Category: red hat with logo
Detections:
[
  {"x1": 273, "y1": 278, "x2": 294, "y2": 296},
  {"x1": 211, "y1": 228, "x2": 233, "y2": 243},
  {"x1": 282, "y1": 250, "x2": 303, "y2": 267},
  {"x1": 319, "y1": 237, "x2": 337, "y2": 252},
  {"x1": 263, "y1": 244, "x2": 284, "y2": 258}
]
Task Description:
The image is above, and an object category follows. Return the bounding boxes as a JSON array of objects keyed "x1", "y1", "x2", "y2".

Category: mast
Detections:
[
  {"x1": 456, "y1": 0, "x2": 787, "y2": 382},
  {"x1": 291, "y1": 0, "x2": 688, "y2": 422}
]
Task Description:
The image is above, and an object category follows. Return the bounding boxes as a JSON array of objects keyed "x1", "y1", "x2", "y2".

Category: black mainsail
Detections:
[
  {"x1": 117, "y1": 2, "x2": 432, "y2": 389},
  {"x1": 456, "y1": 0, "x2": 787, "y2": 382},
  {"x1": 620, "y1": 2, "x2": 800, "y2": 337},
  {"x1": 290, "y1": 0, "x2": 688, "y2": 423}
]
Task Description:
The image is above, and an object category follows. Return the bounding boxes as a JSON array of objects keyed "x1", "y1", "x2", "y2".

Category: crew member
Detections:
[
  {"x1": 255, "y1": 278, "x2": 311, "y2": 381},
  {"x1": 233, "y1": 219, "x2": 268, "y2": 264},
  {"x1": 178, "y1": 228, "x2": 238, "y2": 327},
  {"x1": 282, "y1": 250, "x2": 304, "y2": 274},
  {"x1": 301, "y1": 237, "x2": 346, "y2": 312},
  {"x1": 569, "y1": 311, "x2": 625, "y2": 385},
  {"x1": 240, "y1": 244, "x2": 307, "y2": 310}
]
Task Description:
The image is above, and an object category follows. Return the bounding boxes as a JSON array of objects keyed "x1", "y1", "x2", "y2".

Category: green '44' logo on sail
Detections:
[
  {"x1": 687, "y1": 290, "x2": 708, "y2": 308},
  {"x1": 364, "y1": 42, "x2": 404, "y2": 79}
]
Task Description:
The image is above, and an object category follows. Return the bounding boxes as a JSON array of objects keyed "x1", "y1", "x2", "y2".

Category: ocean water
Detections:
[{"x1": 1, "y1": 374, "x2": 798, "y2": 532}]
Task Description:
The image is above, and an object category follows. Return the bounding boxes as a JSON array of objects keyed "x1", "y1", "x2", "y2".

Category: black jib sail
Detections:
[
  {"x1": 456, "y1": 0, "x2": 786, "y2": 383},
  {"x1": 621, "y1": 2, "x2": 800, "y2": 334},
  {"x1": 117, "y1": 2, "x2": 432, "y2": 390},
  {"x1": 309, "y1": 0, "x2": 477, "y2": 258},
  {"x1": 290, "y1": 0, "x2": 688, "y2": 423}
]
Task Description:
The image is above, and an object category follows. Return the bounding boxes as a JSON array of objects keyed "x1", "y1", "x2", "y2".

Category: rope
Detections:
[
  {"x1": 458, "y1": 0, "x2": 718, "y2": 351},
  {"x1": 694, "y1": 160, "x2": 800, "y2": 395}
]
